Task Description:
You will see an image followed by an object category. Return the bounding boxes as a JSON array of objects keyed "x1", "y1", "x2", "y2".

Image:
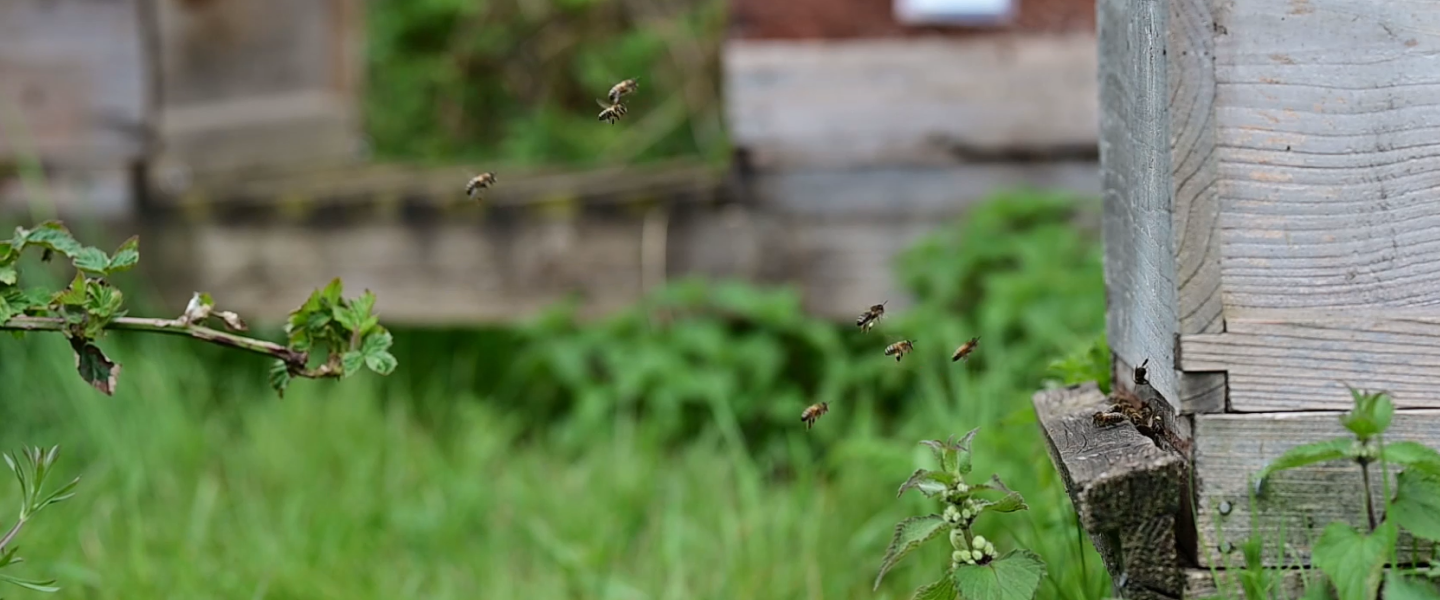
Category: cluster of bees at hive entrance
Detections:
[
  {"x1": 801, "y1": 302, "x2": 981, "y2": 430},
  {"x1": 464, "y1": 78, "x2": 640, "y2": 202}
]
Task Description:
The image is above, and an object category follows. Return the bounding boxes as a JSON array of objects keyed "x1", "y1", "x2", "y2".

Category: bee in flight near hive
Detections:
[
  {"x1": 465, "y1": 172, "x2": 496, "y2": 200},
  {"x1": 1132, "y1": 358, "x2": 1150, "y2": 385},
  {"x1": 607, "y1": 78, "x2": 639, "y2": 104},
  {"x1": 855, "y1": 301, "x2": 887, "y2": 333},
  {"x1": 800, "y1": 401, "x2": 829, "y2": 430},
  {"x1": 596, "y1": 99, "x2": 628, "y2": 124},
  {"x1": 884, "y1": 339, "x2": 916, "y2": 362},
  {"x1": 951, "y1": 336, "x2": 980, "y2": 362}
]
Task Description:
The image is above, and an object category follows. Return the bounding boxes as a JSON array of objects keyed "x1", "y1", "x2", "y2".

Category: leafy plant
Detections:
[
  {"x1": 1044, "y1": 332, "x2": 1111, "y2": 394},
  {"x1": 874, "y1": 429, "x2": 1047, "y2": 600},
  {"x1": 0, "y1": 221, "x2": 398, "y2": 396},
  {"x1": 1253, "y1": 387, "x2": 1440, "y2": 600},
  {"x1": 0, "y1": 446, "x2": 79, "y2": 595}
]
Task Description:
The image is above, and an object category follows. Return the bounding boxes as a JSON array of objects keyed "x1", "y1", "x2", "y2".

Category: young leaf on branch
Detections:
[{"x1": 0, "y1": 446, "x2": 80, "y2": 595}]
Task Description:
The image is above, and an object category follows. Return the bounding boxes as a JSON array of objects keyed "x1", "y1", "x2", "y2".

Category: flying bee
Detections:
[
  {"x1": 800, "y1": 401, "x2": 830, "y2": 430},
  {"x1": 597, "y1": 99, "x2": 628, "y2": 124},
  {"x1": 855, "y1": 301, "x2": 887, "y2": 333},
  {"x1": 607, "y1": 78, "x2": 638, "y2": 104},
  {"x1": 951, "y1": 336, "x2": 981, "y2": 362},
  {"x1": 884, "y1": 339, "x2": 916, "y2": 362},
  {"x1": 465, "y1": 172, "x2": 496, "y2": 200}
]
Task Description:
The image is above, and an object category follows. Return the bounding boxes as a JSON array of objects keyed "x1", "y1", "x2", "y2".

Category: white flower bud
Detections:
[
  {"x1": 985, "y1": 541, "x2": 996, "y2": 555},
  {"x1": 944, "y1": 505, "x2": 961, "y2": 522},
  {"x1": 953, "y1": 550, "x2": 965, "y2": 563},
  {"x1": 972, "y1": 535, "x2": 987, "y2": 548}
]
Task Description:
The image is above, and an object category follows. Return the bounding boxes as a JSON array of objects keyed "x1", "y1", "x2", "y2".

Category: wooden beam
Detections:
[
  {"x1": 723, "y1": 34, "x2": 1100, "y2": 171},
  {"x1": 1213, "y1": 2, "x2": 1440, "y2": 312},
  {"x1": 1034, "y1": 383, "x2": 1187, "y2": 600},
  {"x1": 1193, "y1": 410, "x2": 1440, "y2": 568},
  {"x1": 1098, "y1": 0, "x2": 1226, "y2": 415},
  {"x1": 1180, "y1": 313, "x2": 1440, "y2": 411}
]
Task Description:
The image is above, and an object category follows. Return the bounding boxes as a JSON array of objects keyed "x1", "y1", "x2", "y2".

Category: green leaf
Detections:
[
  {"x1": 51, "y1": 272, "x2": 86, "y2": 307},
  {"x1": 72, "y1": 247, "x2": 110, "y2": 276},
  {"x1": 1312, "y1": 520, "x2": 1396, "y2": 600},
  {"x1": 20, "y1": 221, "x2": 83, "y2": 258},
  {"x1": 360, "y1": 330, "x2": 396, "y2": 374},
  {"x1": 980, "y1": 491, "x2": 1028, "y2": 514},
  {"x1": 0, "y1": 572, "x2": 60, "y2": 593},
  {"x1": 107, "y1": 235, "x2": 139, "y2": 273},
  {"x1": 920, "y1": 429, "x2": 979, "y2": 476},
  {"x1": 365, "y1": 351, "x2": 398, "y2": 376},
  {"x1": 320, "y1": 278, "x2": 344, "y2": 305},
  {"x1": 70, "y1": 339, "x2": 120, "y2": 396},
  {"x1": 341, "y1": 350, "x2": 365, "y2": 375},
  {"x1": 0, "y1": 296, "x2": 15, "y2": 326},
  {"x1": 951, "y1": 549, "x2": 1047, "y2": 600},
  {"x1": 1384, "y1": 572, "x2": 1440, "y2": 600},
  {"x1": 1255, "y1": 437, "x2": 1358, "y2": 495},
  {"x1": 0, "y1": 264, "x2": 16, "y2": 286},
  {"x1": 1340, "y1": 387, "x2": 1394, "y2": 441},
  {"x1": 1382, "y1": 441, "x2": 1440, "y2": 477},
  {"x1": 897, "y1": 469, "x2": 957, "y2": 498},
  {"x1": 1390, "y1": 470, "x2": 1440, "y2": 543},
  {"x1": 874, "y1": 515, "x2": 951, "y2": 590},
  {"x1": 268, "y1": 360, "x2": 292, "y2": 398},
  {"x1": 909, "y1": 575, "x2": 959, "y2": 600}
]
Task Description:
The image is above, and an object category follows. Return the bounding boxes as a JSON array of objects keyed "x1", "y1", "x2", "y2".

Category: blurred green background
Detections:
[{"x1": 0, "y1": 0, "x2": 1117, "y2": 598}]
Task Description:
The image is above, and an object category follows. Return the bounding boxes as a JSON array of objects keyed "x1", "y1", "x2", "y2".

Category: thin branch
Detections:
[
  {"x1": 1, "y1": 316, "x2": 315, "y2": 374},
  {"x1": 0, "y1": 517, "x2": 24, "y2": 555}
]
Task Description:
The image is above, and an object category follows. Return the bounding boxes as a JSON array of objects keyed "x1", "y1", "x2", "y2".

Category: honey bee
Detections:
[
  {"x1": 465, "y1": 172, "x2": 496, "y2": 199},
  {"x1": 800, "y1": 401, "x2": 830, "y2": 430},
  {"x1": 884, "y1": 339, "x2": 916, "y2": 362},
  {"x1": 1133, "y1": 358, "x2": 1150, "y2": 385},
  {"x1": 951, "y1": 336, "x2": 981, "y2": 362},
  {"x1": 855, "y1": 301, "x2": 887, "y2": 333},
  {"x1": 607, "y1": 78, "x2": 639, "y2": 104},
  {"x1": 597, "y1": 99, "x2": 628, "y2": 124},
  {"x1": 1092, "y1": 410, "x2": 1128, "y2": 426}
]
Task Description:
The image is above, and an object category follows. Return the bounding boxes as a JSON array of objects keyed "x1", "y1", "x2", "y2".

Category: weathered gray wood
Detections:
[
  {"x1": 1193, "y1": 410, "x2": 1440, "y2": 568},
  {"x1": 151, "y1": 0, "x2": 364, "y2": 176},
  {"x1": 0, "y1": 0, "x2": 150, "y2": 165},
  {"x1": 1180, "y1": 313, "x2": 1440, "y2": 410},
  {"x1": 723, "y1": 35, "x2": 1100, "y2": 170},
  {"x1": 1034, "y1": 383, "x2": 1187, "y2": 600},
  {"x1": 1183, "y1": 568, "x2": 1311, "y2": 599},
  {"x1": 1213, "y1": 1, "x2": 1440, "y2": 312}
]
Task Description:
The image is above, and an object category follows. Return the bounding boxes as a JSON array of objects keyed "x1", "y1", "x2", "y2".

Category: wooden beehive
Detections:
[{"x1": 1037, "y1": 0, "x2": 1440, "y2": 597}]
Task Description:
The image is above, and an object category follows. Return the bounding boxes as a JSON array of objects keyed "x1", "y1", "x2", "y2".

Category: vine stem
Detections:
[{"x1": 1, "y1": 316, "x2": 316, "y2": 374}]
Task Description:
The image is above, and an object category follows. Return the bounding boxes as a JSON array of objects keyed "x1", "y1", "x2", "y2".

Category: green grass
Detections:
[{"x1": 0, "y1": 190, "x2": 1110, "y2": 599}]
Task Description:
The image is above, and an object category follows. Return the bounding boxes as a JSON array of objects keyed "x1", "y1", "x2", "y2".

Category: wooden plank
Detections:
[
  {"x1": 1098, "y1": 0, "x2": 1183, "y2": 412},
  {"x1": 151, "y1": 0, "x2": 364, "y2": 176},
  {"x1": 0, "y1": 0, "x2": 150, "y2": 165},
  {"x1": 1167, "y1": 0, "x2": 1227, "y2": 414},
  {"x1": 1183, "y1": 568, "x2": 1310, "y2": 599},
  {"x1": 1214, "y1": 1, "x2": 1440, "y2": 311},
  {"x1": 0, "y1": 166, "x2": 135, "y2": 220},
  {"x1": 729, "y1": 0, "x2": 1094, "y2": 40},
  {"x1": 723, "y1": 35, "x2": 1100, "y2": 170},
  {"x1": 1034, "y1": 383, "x2": 1187, "y2": 600},
  {"x1": 1193, "y1": 410, "x2": 1440, "y2": 568},
  {"x1": 1180, "y1": 313, "x2": 1440, "y2": 410}
]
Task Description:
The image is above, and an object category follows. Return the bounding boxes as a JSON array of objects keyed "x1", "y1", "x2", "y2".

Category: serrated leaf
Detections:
[
  {"x1": 320, "y1": 278, "x2": 344, "y2": 305},
  {"x1": 1390, "y1": 470, "x2": 1440, "y2": 543},
  {"x1": 0, "y1": 265, "x2": 15, "y2": 285},
  {"x1": 72, "y1": 247, "x2": 110, "y2": 275},
  {"x1": 333, "y1": 305, "x2": 361, "y2": 332},
  {"x1": 1255, "y1": 437, "x2": 1357, "y2": 495},
  {"x1": 1340, "y1": 387, "x2": 1393, "y2": 441},
  {"x1": 0, "y1": 296, "x2": 15, "y2": 326},
  {"x1": 952, "y1": 549, "x2": 1047, "y2": 600},
  {"x1": 361, "y1": 329, "x2": 393, "y2": 356},
  {"x1": 1312, "y1": 520, "x2": 1395, "y2": 600},
  {"x1": 1383, "y1": 441, "x2": 1440, "y2": 477},
  {"x1": 71, "y1": 339, "x2": 120, "y2": 396},
  {"x1": 215, "y1": 310, "x2": 247, "y2": 332},
  {"x1": 341, "y1": 350, "x2": 365, "y2": 375},
  {"x1": 20, "y1": 221, "x2": 83, "y2": 257},
  {"x1": 268, "y1": 360, "x2": 292, "y2": 398},
  {"x1": 1385, "y1": 572, "x2": 1440, "y2": 600},
  {"x1": 898, "y1": 469, "x2": 957, "y2": 498},
  {"x1": 873, "y1": 515, "x2": 950, "y2": 590},
  {"x1": 107, "y1": 235, "x2": 139, "y2": 273},
  {"x1": 365, "y1": 351, "x2": 397, "y2": 375},
  {"x1": 51, "y1": 272, "x2": 85, "y2": 307},
  {"x1": 0, "y1": 572, "x2": 60, "y2": 593},
  {"x1": 909, "y1": 575, "x2": 959, "y2": 600},
  {"x1": 981, "y1": 491, "x2": 1028, "y2": 514}
]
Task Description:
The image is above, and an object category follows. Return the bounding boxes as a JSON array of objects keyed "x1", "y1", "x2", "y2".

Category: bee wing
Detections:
[{"x1": 595, "y1": 98, "x2": 612, "y2": 109}]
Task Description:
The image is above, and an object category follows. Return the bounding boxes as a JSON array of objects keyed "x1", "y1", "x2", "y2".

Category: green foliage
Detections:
[
  {"x1": 365, "y1": 0, "x2": 727, "y2": 166},
  {"x1": 275, "y1": 279, "x2": 396, "y2": 396},
  {"x1": 1312, "y1": 521, "x2": 1396, "y2": 600},
  {"x1": 0, "y1": 446, "x2": 79, "y2": 595},
  {"x1": 1390, "y1": 471, "x2": 1440, "y2": 543},
  {"x1": 1044, "y1": 332, "x2": 1111, "y2": 394},
  {"x1": 875, "y1": 430, "x2": 1045, "y2": 600}
]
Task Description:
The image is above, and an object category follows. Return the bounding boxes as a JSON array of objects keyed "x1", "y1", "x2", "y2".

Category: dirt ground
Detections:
[{"x1": 729, "y1": 0, "x2": 1094, "y2": 40}]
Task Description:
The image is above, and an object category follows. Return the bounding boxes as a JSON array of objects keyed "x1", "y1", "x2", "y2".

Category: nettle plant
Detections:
[
  {"x1": 0, "y1": 221, "x2": 400, "y2": 594},
  {"x1": 0, "y1": 221, "x2": 398, "y2": 396},
  {"x1": 874, "y1": 429, "x2": 1047, "y2": 600},
  {"x1": 1253, "y1": 387, "x2": 1440, "y2": 600}
]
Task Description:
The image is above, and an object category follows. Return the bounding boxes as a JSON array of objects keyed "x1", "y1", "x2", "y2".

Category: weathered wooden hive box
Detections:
[{"x1": 1036, "y1": 0, "x2": 1440, "y2": 597}]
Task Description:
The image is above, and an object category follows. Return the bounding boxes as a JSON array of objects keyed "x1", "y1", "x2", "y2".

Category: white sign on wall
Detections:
[{"x1": 894, "y1": 0, "x2": 1015, "y2": 25}]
